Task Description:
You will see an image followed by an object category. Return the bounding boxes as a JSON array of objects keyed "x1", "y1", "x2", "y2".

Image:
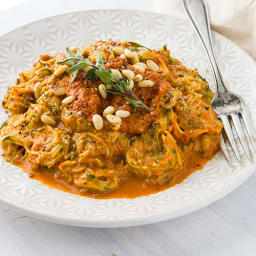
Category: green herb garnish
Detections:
[
  {"x1": 128, "y1": 42, "x2": 151, "y2": 51},
  {"x1": 168, "y1": 56, "x2": 178, "y2": 64},
  {"x1": 59, "y1": 143, "x2": 66, "y2": 148},
  {"x1": 38, "y1": 68, "x2": 53, "y2": 77},
  {"x1": 87, "y1": 174, "x2": 96, "y2": 179},
  {"x1": 31, "y1": 126, "x2": 46, "y2": 132},
  {"x1": 107, "y1": 78, "x2": 150, "y2": 112},
  {"x1": 57, "y1": 47, "x2": 91, "y2": 82},
  {"x1": 58, "y1": 48, "x2": 150, "y2": 112},
  {"x1": 2, "y1": 135, "x2": 14, "y2": 142},
  {"x1": 72, "y1": 144, "x2": 77, "y2": 151},
  {"x1": 69, "y1": 152, "x2": 78, "y2": 160},
  {"x1": 85, "y1": 68, "x2": 98, "y2": 80},
  {"x1": 0, "y1": 121, "x2": 8, "y2": 131}
]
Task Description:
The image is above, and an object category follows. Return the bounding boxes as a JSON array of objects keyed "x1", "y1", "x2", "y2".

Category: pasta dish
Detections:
[{"x1": 0, "y1": 40, "x2": 222, "y2": 198}]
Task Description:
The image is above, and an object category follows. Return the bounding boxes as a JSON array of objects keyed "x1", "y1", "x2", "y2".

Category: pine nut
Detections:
[
  {"x1": 106, "y1": 114, "x2": 122, "y2": 124},
  {"x1": 110, "y1": 69, "x2": 122, "y2": 81},
  {"x1": 98, "y1": 84, "x2": 107, "y2": 99},
  {"x1": 131, "y1": 52, "x2": 139, "y2": 64},
  {"x1": 103, "y1": 106, "x2": 115, "y2": 117},
  {"x1": 113, "y1": 47, "x2": 124, "y2": 55},
  {"x1": 133, "y1": 62, "x2": 147, "y2": 73},
  {"x1": 121, "y1": 69, "x2": 135, "y2": 80},
  {"x1": 137, "y1": 80, "x2": 155, "y2": 88},
  {"x1": 62, "y1": 95, "x2": 76, "y2": 105},
  {"x1": 53, "y1": 87, "x2": 66, "y2": 96},
  {"x1": 54, "y1": 65, "x2": 69, "y2": 77},
  {"x1": 129, "y1": 80, "x2": 134, "y2": 90},
  {"x1": 34, "y1": 83, "x2": 42, "y2": 99},
  {"x1": 134, "y1": 74, "x2": 143, "y2": 82},
  {"x1": 124, "y1": 48, "x2": 134, "y2": 58},
  {"x1": 41, "y1": 114, "x2": 56, "y2": 126},
  {"x1": 124, "y1": 49, "x2": 139, "y2": 64},
  {"x1": 92, "y1": 114, "x2": 103, "y2": 130},
  {"x1": 138, "y1": 62, "x2": 147, "y2": 69},
  {"x1": 146, "y1": 60, "x2": 159, "y2": 72},
  {"x1": 116, "y1": 110, "x2": 130, "y2": 118}
]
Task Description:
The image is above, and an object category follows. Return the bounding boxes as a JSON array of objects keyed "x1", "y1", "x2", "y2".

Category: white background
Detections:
[{"x1": 0, "y1": 0, "x2": 256, "y2": 255}]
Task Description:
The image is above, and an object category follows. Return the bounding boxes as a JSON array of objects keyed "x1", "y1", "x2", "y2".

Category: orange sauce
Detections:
[{"x1": 16, "y1": 151, "x2": 216, "y2": 199}]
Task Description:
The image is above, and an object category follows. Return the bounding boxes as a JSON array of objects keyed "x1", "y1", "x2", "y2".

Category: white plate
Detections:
[{"x1": 0, "y1": 9, "x2": 255, "y2": 228}]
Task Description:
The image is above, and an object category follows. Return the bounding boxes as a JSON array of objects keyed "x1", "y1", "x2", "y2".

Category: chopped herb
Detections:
[
  {"x1": 168, "y1": 56, "x2": 178, "y2": 64},
  {"x1": 31, "y1": 126, "x2": 46, "y2": 132},
  {"x1": 162, "y1": 178, "x2": 171, "y2": 184},
  {"x1": 102, "y1": 165, "x2": 107, "y2": 169},
  {"x1": 167, "y1": 107, "x2": 173, "y2": 114},
  {"x1": 163, "y1": 44, "x2": 167, "y2": 51},
  {"x1": 197, "y1": 74, "x2": 207, "y2": 82},
  {"x1": 69, "y1": 153, "x2": 77, "y2": 161},
  {"x1": 2, "y1": 135, "x2": 14, "y2": 142},
  {"x1": 87, "y1": 174, "x2": 96, "y2": 179},
  {"x1": 0, "y1": 121, "x2": 8, "y2": 131},
  {"x1": 58, "y1": 47, "x2": 150, "y2": 112},
  {"x1": 38, "y1": 68, "x2": 53, "y2": 77},
  {"x1": 204, "y1": 91, "x2": 212, "y2": 100},
  {"x1": 83, "y1": 181, "x2": 87, "y2": 184},
  {"x1": 128, "y1": 42, "x2": 151, "y2": 51}
]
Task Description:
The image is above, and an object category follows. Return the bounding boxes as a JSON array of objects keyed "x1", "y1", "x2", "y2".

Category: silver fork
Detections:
[{"x1": 183, "y1": 0, "x2": 256, "y2": 163}]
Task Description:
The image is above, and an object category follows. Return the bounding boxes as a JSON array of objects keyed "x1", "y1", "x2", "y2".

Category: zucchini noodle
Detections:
[{"x1": 0, "y1": 40, "x2": 222, "y2": 196}]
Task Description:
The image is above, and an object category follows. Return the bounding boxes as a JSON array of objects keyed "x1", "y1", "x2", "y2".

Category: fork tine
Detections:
[
  {"x1": 220, "y1": 134, "x2": 232, "y2": 164},
  {"x1": 240, "y1": 111, "x2": 256, "y2": 154},
  {"x1": 219, "y1": 114, "x2": 241, "y2": 162},
  {"x1": 231, "y1": 113, "x2": 251, "y2": 160}
]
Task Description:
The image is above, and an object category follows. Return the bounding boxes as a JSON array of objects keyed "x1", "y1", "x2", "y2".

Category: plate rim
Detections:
[{"x1": 0, "y1": 8, "x2": 255, "y2": 228}]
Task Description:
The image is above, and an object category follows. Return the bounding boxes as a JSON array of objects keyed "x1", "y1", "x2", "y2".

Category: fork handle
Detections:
[{"x1": 183, "y1": 0, "x2": 227, "y2": 94}]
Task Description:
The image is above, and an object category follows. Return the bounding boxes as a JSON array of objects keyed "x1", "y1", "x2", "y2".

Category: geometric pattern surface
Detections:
[{"x1": 0, "y1": 10, "x2": 255, "y2": 227}]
